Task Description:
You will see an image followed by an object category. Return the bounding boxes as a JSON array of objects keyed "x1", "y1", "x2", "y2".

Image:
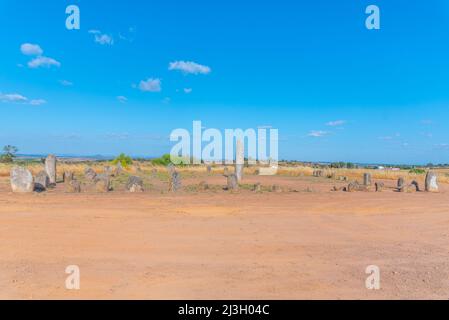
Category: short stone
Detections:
[
  {"x1": 85, "y1": 167, "x2": 97, "y2": 181},
  {"x1": 34, "y1": 171, "x2": 50, "y2": 192},
  {"x1": 126, "y1": 176, "x2": 144, "y2": 192},
  {"x1": 375, "y1": 182, "x2": 384, "y2": 192},
  {"x1": 63, "y1": 171, "x2": 74, "y2": 183},
  {"x1": 226, "y1": 174, "x2": 238, "y2": 191},
  {"x1": 10, "y1": 166, "x2": 34, "y2": 193},
  {"x1": 94, "y1": 174, "x2": 111, "y2": 192},
  {"x1": 65, "y1": 180, "x2": 81, "y2": 193},
  {"x1": 169, "y1": 170, "x2": 182, "y2": 192}
]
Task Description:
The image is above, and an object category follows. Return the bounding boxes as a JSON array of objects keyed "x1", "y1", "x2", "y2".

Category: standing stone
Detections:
[
  {"x1": 425, "y1": 171, "x2": 439, "y2": 192},
  {"x1": 115, "y1": 162, "x2": 123, "y2": 176},
  {"x1": 34, "y1": 171, "x2": 50, "y2": 192},
  {"x1": 271, "y1": 185, "x2": 282, "y2": 193},
  {"x1": 397, "y1": 178, "x2": 405, "y2": 188},
  {"x1": 167, "y1": 164, "x2": 175, "y2": 176},
  {"x1": 375, "y1": 182, "x2": 384, "y2": 192},
  {"x1": 151, "y1": 168, "x2": 158, "y2": 178},
  {"x1": 63, "y1": 171, "x2": 74, "y2": 183},
  {"x1": 347, "y1": 182, "x2": 358, "y2": 192},
  {"x1": 84, "y1": 167, "x2": 97, "y2": 181},
  {"x1": 169, "y1": 171, "x2": 182, "y2": 192},
  {"x1": 94, "y1": 174, "x2": 111, "y2": 193},
  {"x1": 10, "y1": 167, "x2": 34, "y2": 193},
  {"x1": 223, "y1": 167, "x2": 229, "y2": 177},
  {"x1": 65, "y1": 180, "x2": 81, "y2": 193},
  {"x1": 198, "y1": 181, "x2": 209, "y2": 191},
  {"x1": 104, "y1": 166, "x2": 114, "y2": 177},
  {"x1": 363, "y1": 173, "x2": 372, "y2": 186},
  {"x1": 206, "y1": 165, "x2": 212, "y2": 173},
  {"x1": 126, "y1": 176, "x2": 144, "y2": 192},
  {"x1": 253, "y1": 183, "x2": 261, "y2": 192},
  {"x1": 235, "y1": 139, "x2": 244, "y2": 183},
  {"x1": 45, "y1": 154, "x2": 57, "y2": 185},
  {"x1": 226, "y1": 174, "x2": 238, "y2": 191},
  {"x1": 410, "y1": 180, "x2": 420, "y2": 192}
]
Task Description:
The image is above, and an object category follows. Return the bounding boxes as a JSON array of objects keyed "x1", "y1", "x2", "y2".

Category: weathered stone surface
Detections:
[
  {"x1": 63, "y1": 171, "x2": 74, "y2": 183},
  {"x1": 115, "y1": 162, "x2": 123, "y2": 176},
  {"x1": 397, "y1": 178, "x2": 405, "y2": 188},
  {"x1": 425, "y1": 171, "x2": 438, "y2": 192},
  {"x1": 65, "y1": 180, "x2": 81, "y2": 193},
  {"x1": 410, "y1": 180, "x2": 420, "y2": 192},
  {"x1": 271, "y1": 185, "x2": 282, "y2": 193},
  {"x1": 45, "y1": 154, "x2": 57, "y2": 185},
  {"x1": 198, "y1": 181, "x2": 209, "y2": 191},
  {"x1": 375, "y1": 182, "x2": 384, "y2": 192},
  {"x1": 169, "y1": 171, "x2": 182, "y2": 192},
  {"x1": 347, "y1": 182, "x2": 360, "y2": 192},
  {"x1": 151, "y1": 168, "x2": 158, "y2": 178},
  {"x1": 223, "y1": 167, "x2": 229, "y2": 177},
  {"x1": 313, "y1": 170, "x2": 324, "y2": 177},
  {"x1": 226, "y1": 174, "x2": 238, "y2": 191},
  {"x1": 84, "y1": 167, "x2": 97, "y2": 181},
  {"x1": 34, "y1": 171, "x2": 50, "y2": 192},
  {"x1": 253, "y1": 183, "x2": 261, "y2": 192},
  {"x1": 235, "y1": 139, "x2": 244, "y2": 182},
  {"x1": 363, "y1": 173, "x2": 372, "y2": 186},
  {"x1": 167, "y1": 164, "x2": 175, "y2": 176},
  {"x1": 94, "y1": 174, "x2": 111, "y2": 193},
  {"x1": 126, "y1": 176, "x2": 144, "y2": 192},
  {"x1": 10, "y1": 167, "x2": 34, "y2": 193},
  {"x1": 104, "y1": 166, "x2": 114, "y2": 177}
]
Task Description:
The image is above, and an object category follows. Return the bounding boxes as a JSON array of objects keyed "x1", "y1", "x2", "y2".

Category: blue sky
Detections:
[{"x1": 1, "y1": 0, "x2": 449, "y2": 164}]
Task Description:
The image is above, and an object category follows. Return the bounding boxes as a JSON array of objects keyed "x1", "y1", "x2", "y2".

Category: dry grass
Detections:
[{"x1": 1, "y1": 162, "x2": 448, "y2": 184}]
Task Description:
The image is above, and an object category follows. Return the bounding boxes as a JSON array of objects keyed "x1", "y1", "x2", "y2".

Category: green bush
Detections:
[
  {"x1": 409, "y1": 168, "x2": 426, "y2": 175},
  {"x1": 151, "y1": 154, "x2": 190, "y2": 166},
  {"x1": 112, "y1": 153, "x2": 133, "y2": 168}
]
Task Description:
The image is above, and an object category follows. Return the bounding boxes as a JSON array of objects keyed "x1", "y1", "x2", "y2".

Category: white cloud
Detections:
[
  {"x1": 308, "y1": 130, "x2": 330, "y2": 138},
  {"x1": 117, "y1": 96, "x2": 128, "y2": 103},
  {"x1": 20, "y1": 43, "x2": 43, "y2": 56},
  {"x1": 0, "y1": 93, "x2": 28, "y2": 103},
  {"x1": 169, "y1": 61, "x2": 211, "y2": 75},
  {"x1": 60, "y1": 80, "x2": 73, "y2": 86},
  {"x1": 89, "y1": 30, "x2": 114, "y2": 45},
  {"x1": 20, "y1": 43, "x2": 60, "y2": 69},
  {"x1": 183, "y1": 88, "x2": 192, "y2": 94},
  {"x1": 28, "y1": 56, "x2": 61, "y2": 68},
  {"x1": 138, "y1": 78, "x2": 161, "y2": 92},
  {"x1": 0, "y1": 93, "x2": 46, "y2": 105},
  {"x1": 29, "y1": 99, "x2": 47, "y2": 106},
  {"x1": 326, "y1": 120, "x2": 346, "y2": 127}
]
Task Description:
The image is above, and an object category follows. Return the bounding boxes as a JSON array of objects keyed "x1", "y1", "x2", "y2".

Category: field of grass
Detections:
[{"x1": 1, "y1": 161, "x2": 448, "y2": 184}]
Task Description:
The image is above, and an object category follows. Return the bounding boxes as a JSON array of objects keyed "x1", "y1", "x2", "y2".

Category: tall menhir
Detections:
[{"x1": 45, "y1": 154, "x2": 57, "y2": 185}]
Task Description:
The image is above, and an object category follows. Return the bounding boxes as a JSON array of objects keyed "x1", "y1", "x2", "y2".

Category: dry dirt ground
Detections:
[{"x1": 0, "y1": 174, "x2": 448, "y2": 300}]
